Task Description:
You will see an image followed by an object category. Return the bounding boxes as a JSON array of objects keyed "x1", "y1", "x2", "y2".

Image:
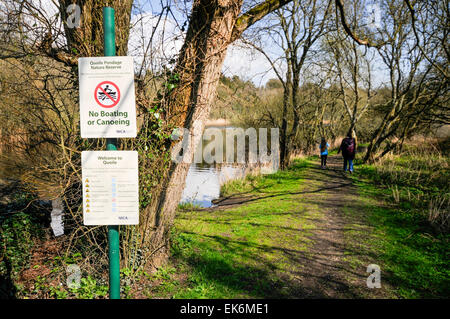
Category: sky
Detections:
[
  {"x1": 129, "y1": 0, "x2": 388, "y2": 87},
  {"x1": 130, "y1": 0, "x2": 278, "y2": 86},
  {"x1": 33, "y1": 0, "x2": 388, "y2": 87},
  {"x1": 222, "y1": 41, "x2": 278, "y2": 86}
]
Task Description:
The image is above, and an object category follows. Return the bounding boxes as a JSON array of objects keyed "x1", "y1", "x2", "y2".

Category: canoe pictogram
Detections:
[{"x1": 94, "y1": 81, "x2": 120, "y2": 108}]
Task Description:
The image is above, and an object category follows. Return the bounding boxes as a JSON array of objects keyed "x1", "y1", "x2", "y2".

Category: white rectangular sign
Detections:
[
  {"x1": 82, "y1": 151, "x2": 139, "y2": 225},
  {"x1": 79, "y1": 56, "x2": 137, "y2": 138}
]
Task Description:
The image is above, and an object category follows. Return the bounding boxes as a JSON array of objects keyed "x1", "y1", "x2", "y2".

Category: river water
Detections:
[
  {"x1": 180, "y1": 163, "x2": 246, "y2": 208},
  {"x1": 180, "y1": 126, "x2": 278, "y2": 208}
]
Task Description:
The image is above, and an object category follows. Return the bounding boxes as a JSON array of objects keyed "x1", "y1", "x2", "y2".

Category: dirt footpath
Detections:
[
  {"x1": 289, "y1": 155, "x2": 357, "y2": 298},
  {"x1": 212, "y1": 155, "x2": 386, "y2": 298}
]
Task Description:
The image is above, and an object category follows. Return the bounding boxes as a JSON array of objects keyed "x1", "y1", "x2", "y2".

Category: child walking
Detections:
[{"x1": 319, "y1": 138, "x2": 330, "y2": 169}]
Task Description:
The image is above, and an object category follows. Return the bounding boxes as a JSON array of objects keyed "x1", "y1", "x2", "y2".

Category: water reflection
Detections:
[
  {"x1": 179, "y1": 126, "x2": 278, "y2": 208},
  {"x1": 180, "y1": 163, "x2": 245, "y2": 208}
]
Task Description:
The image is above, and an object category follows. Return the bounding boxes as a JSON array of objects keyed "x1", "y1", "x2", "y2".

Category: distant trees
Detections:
[
  {"x1": 245, "y1": 0, "x2": 332, "y2": 168},
  {"x1": 323, "y1": 20, "x2": 376, "y2": 142},
  {"x1": 242, "y1": 0, "x2": 448, "y2": 163},
  {"x1": 265, "y1": 78, "x2": 283, "y2": 89},
  {"x1": 211, "y1": 75, "x2": 259, "y2": 121},
  {"x1": 363, "y1": 0, "x2": 449, "y2": 162}
]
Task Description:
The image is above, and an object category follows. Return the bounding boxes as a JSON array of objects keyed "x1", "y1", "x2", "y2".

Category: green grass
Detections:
[
  {"x1": 141, "y1": 153, "x2": 449, "y2": 299},
  {"x1": 163, "y1": 159, "x2": 320, "y2": 298},
  {"x1": 178, "y1": 202, "x2": 203, "y2": 211},
  {"x1": 345, "y1": 151, "x2": 450, "y2": 298},
  {"x1": 220, "y1": 159, "x2": 310, "y2": 197}
]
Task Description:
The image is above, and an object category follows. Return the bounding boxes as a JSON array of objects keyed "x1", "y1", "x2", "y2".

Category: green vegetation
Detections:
[
  {"x1": 354, "y1": 140, "x2": 449, "y2": 233},
  {"x1": 3, "y1": 144, "x2": 449, "y2": 298},
  {"x1": 342, "y1": 181, "x2": 449, "y2": 298},
  {"x1": 140, "y1": 149, "x2": 448, "y2": 299},
  {"x1": 0, "y1": 186, "x2": 115, "y2": 299},
  {"x1": 0, "y1": 188, "x2": 45, "y2": 298},
  {"x1": 345, "y1": 143, "x2": 449, "y2": 298},
  {"x1": 6, "y1": 249, "x2": 111, "y2": 299},
  {"x1": 1, "y1": 200, "x2": 41, "y2": 275},
  {"x1": 151, "y1": 159, "x2": 321, "y2": 298},
  {"x1": 177, "y1": 202, "x2": 203, "y2": 211}
]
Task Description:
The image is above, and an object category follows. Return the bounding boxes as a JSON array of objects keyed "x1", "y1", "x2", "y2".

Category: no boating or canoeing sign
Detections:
[{"x1": 78, "y1": 56, "x2": 137, "y2": 138}]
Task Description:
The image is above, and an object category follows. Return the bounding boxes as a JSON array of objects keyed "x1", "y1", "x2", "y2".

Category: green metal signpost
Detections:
[{"x1": 103, "y1": 6, "x2": 120, "y2": 299}]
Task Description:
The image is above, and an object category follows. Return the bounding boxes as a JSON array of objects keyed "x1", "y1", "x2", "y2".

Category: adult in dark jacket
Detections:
[{"x1": 338, "y1": 132, "x2": 356, "y2": 173}]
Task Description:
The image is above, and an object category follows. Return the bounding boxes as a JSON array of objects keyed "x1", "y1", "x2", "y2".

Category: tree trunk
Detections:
[
  {"x1": 141, "y1": 0, "x2": 295, "y2": 267},
  {"x1": 141, "y1": 0, "x2": 244, "y2": 267},
  {"x1": 55, "y1": 0, "x2": 293, "y2": 270},
  {"x1": 59, "y1": 0, "x2": 133, "y2": 57},
  {"x1": 363, "y1": 107, "x2": 397, "y2": 163}
]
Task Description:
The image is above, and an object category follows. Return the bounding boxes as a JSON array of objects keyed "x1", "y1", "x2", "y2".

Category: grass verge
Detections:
[
  {"x1": 344, "y1": 149, "x2": 449, "y2": 298},
  {"x1": 148, "y1": 159, "x2": 320, "y2": 298}
]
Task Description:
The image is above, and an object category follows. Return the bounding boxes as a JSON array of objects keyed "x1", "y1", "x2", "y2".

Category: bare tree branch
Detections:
[
  {"x1": 405, "y1": 0, "x2": 449, "y2": 79},
  {"x1": 232, "y1": 0, "x2": 292, "y2": 41}
]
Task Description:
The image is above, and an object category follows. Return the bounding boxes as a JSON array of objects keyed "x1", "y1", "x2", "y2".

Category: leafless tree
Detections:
[
  {"x1": 323, "y1": 14, "x2": 377, "y2": 142},
  {"x1": 243, "y1": 0, "x2": 332, "y2": 167},
  {"x1": 362, "y1": 0, "x2": 449, "y2": 162}
]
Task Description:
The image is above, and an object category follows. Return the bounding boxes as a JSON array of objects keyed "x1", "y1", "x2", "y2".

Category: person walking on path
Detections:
[
  {"x1": 338, "y1": 132, "x2": 356, "y2": 173},
  {"x1": 319, "y1": 138, "x2": 330, "y2": 169}
]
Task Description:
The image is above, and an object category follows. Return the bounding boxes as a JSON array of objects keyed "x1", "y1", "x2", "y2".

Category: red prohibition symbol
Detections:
[{"x1": 94, "y1": 81, "x2": 120, "y2": 108}]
